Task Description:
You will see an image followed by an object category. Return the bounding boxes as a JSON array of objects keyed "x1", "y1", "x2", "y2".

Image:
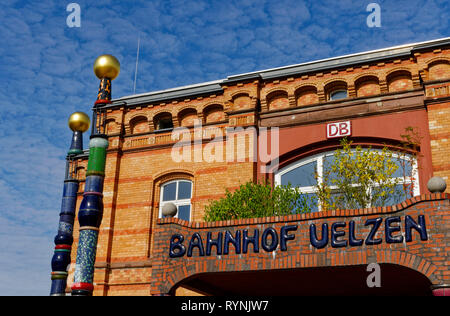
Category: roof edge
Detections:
[{"x1": 109, "y1": 37, "x2": 450, "y2": 108}]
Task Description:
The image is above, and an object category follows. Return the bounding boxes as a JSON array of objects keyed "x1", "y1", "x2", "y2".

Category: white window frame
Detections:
[
  {"x1": 159, "y1": 179, "x2": 193, "y2": 221},
  {"x1": 274, "y1": 150, "x2": 420, "y2": 212}
]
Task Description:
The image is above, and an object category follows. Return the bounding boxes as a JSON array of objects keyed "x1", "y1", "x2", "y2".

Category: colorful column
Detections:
[
  {"x1": 71, "y1": 55, "x2": 120, "y2": 296},
  {"x1": 50, "y1": 112, "x2": 90, "y2": 296}
]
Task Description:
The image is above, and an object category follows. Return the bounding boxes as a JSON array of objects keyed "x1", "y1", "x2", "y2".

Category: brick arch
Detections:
[
  {"x1": 386, "y1": 69, "x2": 413, "y2": 93},
  {"x1": 264, "y1": 86, "x2": 289, "y2": 96},
  {"x1": 176, "y1": 106, "x2": 199, "y2": 115},
  {"x1": 124, "y1": 113, "x2": 148, "y2": 134},
  {"x1": 322, "y1": 77, "x2": 350, "y2": 87},
  {"x1": 162, "y1": 250, "x2": 438, "y2": 295},
  {"x1": 152, "y1": 111, "x2": 174, "y2": 130},
  {"x1": 153, "y1": 190, "x2": 449, "y2": 295},
  {"x1": 76, "y1": 165, "x2": 86, "y2": 181},
  {"x1": 266, "y1": 89, "x2": 289, "y2": 111},
  {"x1": 384, "y1": 66, "x2": 413, "y2": 78},
  {"x1": 231, "y1": 92, "x2": 252, "y2": 111},
  {"x1": 202, "y1": 103, "x2": 226, "y2": 124},
  {"x1": 151, "y1": 109, "x2": 175, "y2": 118},
  {"x1": 105, "y1": 113, "x2": 121, "y2": 125},
  {"x1": 177, "y1": 107, "x2": 199, "y2": 127},
  {"x1": 263, "y1": 136, "x2": 418, "y2": 176},
  {"x1": 374, "y1": 250, "x2": 439, "y2": 284},
  {"x1": 230, "y1": 90, "x2": 252, "y2": 99},
  {"x1": 125, "y1": 112, "x2": 149, "y2": 122},
  {"x1": 323, "y1": 79, "x2": 348, "y2": 101},
  {"x1": 76, "y1": 166, "x2": 86, "y2": 192},
  {"x1": 151, "y1": 192, "x2": 449, "y2": 295},
  {"x1": 153, "y1": 169, "x2": 194, "y2": 188},
  {"x1": 202, "y1": 102, "x2": 223, "y2": 111},
  {"x1": 152, "y1": 191, "x2": 450, "y2": 295},
  {"x1": 424, "y1": 56, "x2": 450, "y2": 68},
  {"x1": 352, "y1": 72, "x2": 380, "y2": 82},
  {"x1": 105, "y1": 118, "x2": 119, "y2": 135},
  {"x1": 426, "y1": 58, "x2": 450, "y2": 81},
  {"x1": 294, "y1": 84, "x2": 319, "y2": 107},
  {"x1": 354, "y1": 75, "x2": 381, "y2": 97},
  {"x1": 293, "y1": 82, "x2": 319, "y2": 91},
  {"x1": 128, "y1": 115, "x2": 149, "y2": 134}
]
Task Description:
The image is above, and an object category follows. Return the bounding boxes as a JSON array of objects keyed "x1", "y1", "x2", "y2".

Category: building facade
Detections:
[{"x1": 67, "y1": 38, "x2": 450, "y2": 295}]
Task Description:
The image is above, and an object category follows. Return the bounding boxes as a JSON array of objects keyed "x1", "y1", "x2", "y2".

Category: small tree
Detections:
[
  {"x1": 203, "y1": 181, "x2": 313, "y2": 222},
  {"x1": 315, "y1": 138, "x2": 403, "y2": 210}
]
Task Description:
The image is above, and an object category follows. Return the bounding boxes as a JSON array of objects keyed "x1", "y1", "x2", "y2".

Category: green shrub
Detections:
[{"x1": 203, "y1": 181, "x2": 313, "y2": 222}]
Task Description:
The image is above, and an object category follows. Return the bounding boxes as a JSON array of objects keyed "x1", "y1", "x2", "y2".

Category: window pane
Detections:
[
  {"x1": 281, "y1": 161, "x2": 317, "y2": 187},
  {"x1": 330, "y1": 90, "x2": 347, "y2": 100},
  {"x1": 162, "y1": 182, "x2": 177, "y2": 201},
  {"x1": 157, "y1": 118, "x2": 174, "y2": 130},
  {"x1": 178, "y1": 205, "x2": 191, "y2": 221},
  {"x1": 392, "y1": 157, "x2": 413, "y2": 178},
  {"x1": 178, "y1": 181, "x2": 192, "y2": 200},
  {"x1": 294, "y1": 193, "x2": 318, "y2": 213},
  {"x1": 379, "y1": 183, "x2": 413, "y2": 206},
  {"x1": 323, "y1": 155, "x2": 339, "y2": 184},
  {"x1": 330, "y1": 190, "x2": 364, "y2": 209}
]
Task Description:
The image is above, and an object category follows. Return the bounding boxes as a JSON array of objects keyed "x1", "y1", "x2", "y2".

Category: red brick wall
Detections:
[{"x1": 151, "y1": 194, "x2": 449, "y2": 295}]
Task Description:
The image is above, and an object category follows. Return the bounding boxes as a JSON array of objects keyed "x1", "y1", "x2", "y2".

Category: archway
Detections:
[{"x1": 172, "y1": 264, "x2": 432, "y2": 296}]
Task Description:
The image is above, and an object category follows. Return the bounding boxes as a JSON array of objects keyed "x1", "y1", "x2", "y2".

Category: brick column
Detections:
[
  {"x1": 93, "y1": 150, "x2": 122, "y2": 295},
  {"x1": 425, "y1": 82, "x2": 450, "y2": 193}
]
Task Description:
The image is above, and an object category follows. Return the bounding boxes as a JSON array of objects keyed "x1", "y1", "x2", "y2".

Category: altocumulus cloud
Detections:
[{"x1": 0, "y1": 0, "x2": 448, "y2": 295}]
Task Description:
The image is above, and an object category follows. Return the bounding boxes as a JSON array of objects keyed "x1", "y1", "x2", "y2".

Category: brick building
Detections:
[{"x1": 68, "y1": 38, "x2": 450, "y2": 296}]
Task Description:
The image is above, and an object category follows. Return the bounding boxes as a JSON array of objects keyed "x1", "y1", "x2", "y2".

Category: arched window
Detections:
[
  {"x1": 325, "y1": 81, "x2": 348, "y2": 101},
  {"x1": 159, "y1": 179, "x2": 193, "y2": 221},
  {"x1": 329, "y1": 89, "x2": 348, "y2": 101},
  {"x1": 154, "y1": 113, "x2": 174, "y2": 131},
  {"x1": 274, "y1": 150, "x2": 419, "y2": 212}
]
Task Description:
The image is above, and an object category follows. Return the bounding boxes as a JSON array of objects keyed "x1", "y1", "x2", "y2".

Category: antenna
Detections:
[{"x1": 133, "y1": 34, "x2": 141, "y2": 95}]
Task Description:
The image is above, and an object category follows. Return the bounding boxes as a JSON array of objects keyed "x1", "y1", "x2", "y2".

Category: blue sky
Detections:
[{"x1": 0, "y1": 0, "x2": 448, "y2": 296}]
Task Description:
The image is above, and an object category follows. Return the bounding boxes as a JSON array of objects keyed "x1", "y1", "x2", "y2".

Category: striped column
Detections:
[
  {"x1": 50, "y1": 115, "x2": 88, "y2": 296},
  {"x1": 50, "y1": 177, "x2": 79, "y2": 295},
  {"x1": 71, "y1": 55, "x2": 119, "y2": 296},
  {"x1": 71, "y1": 136, "x2": 108, "y2": 296}
]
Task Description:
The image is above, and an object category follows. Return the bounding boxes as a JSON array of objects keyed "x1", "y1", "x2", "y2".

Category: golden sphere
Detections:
[
  {"x1": 93, "y1": 54, "x2": 120, "y2": 80},
  {"x1": 68, "y1": 112, "x2": 90, "y2": 132}
]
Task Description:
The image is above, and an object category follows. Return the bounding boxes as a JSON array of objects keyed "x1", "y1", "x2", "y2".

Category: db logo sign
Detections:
[{"x1": 327, "y1": 121, "x2": 351, "y2": 139}]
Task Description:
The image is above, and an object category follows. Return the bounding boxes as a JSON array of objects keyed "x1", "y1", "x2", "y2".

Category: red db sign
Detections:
[{"x1": 327, "y1": 121, "x2": 351, "y2": 139}]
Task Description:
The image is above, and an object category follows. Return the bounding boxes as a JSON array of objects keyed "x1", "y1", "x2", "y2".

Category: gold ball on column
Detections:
[
  {"x1": 68, "y1": 112, "x2": 90, "y2": 133},
  {"x1": 93, "y1": 55, "x2": 120, "y2": 80}
]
